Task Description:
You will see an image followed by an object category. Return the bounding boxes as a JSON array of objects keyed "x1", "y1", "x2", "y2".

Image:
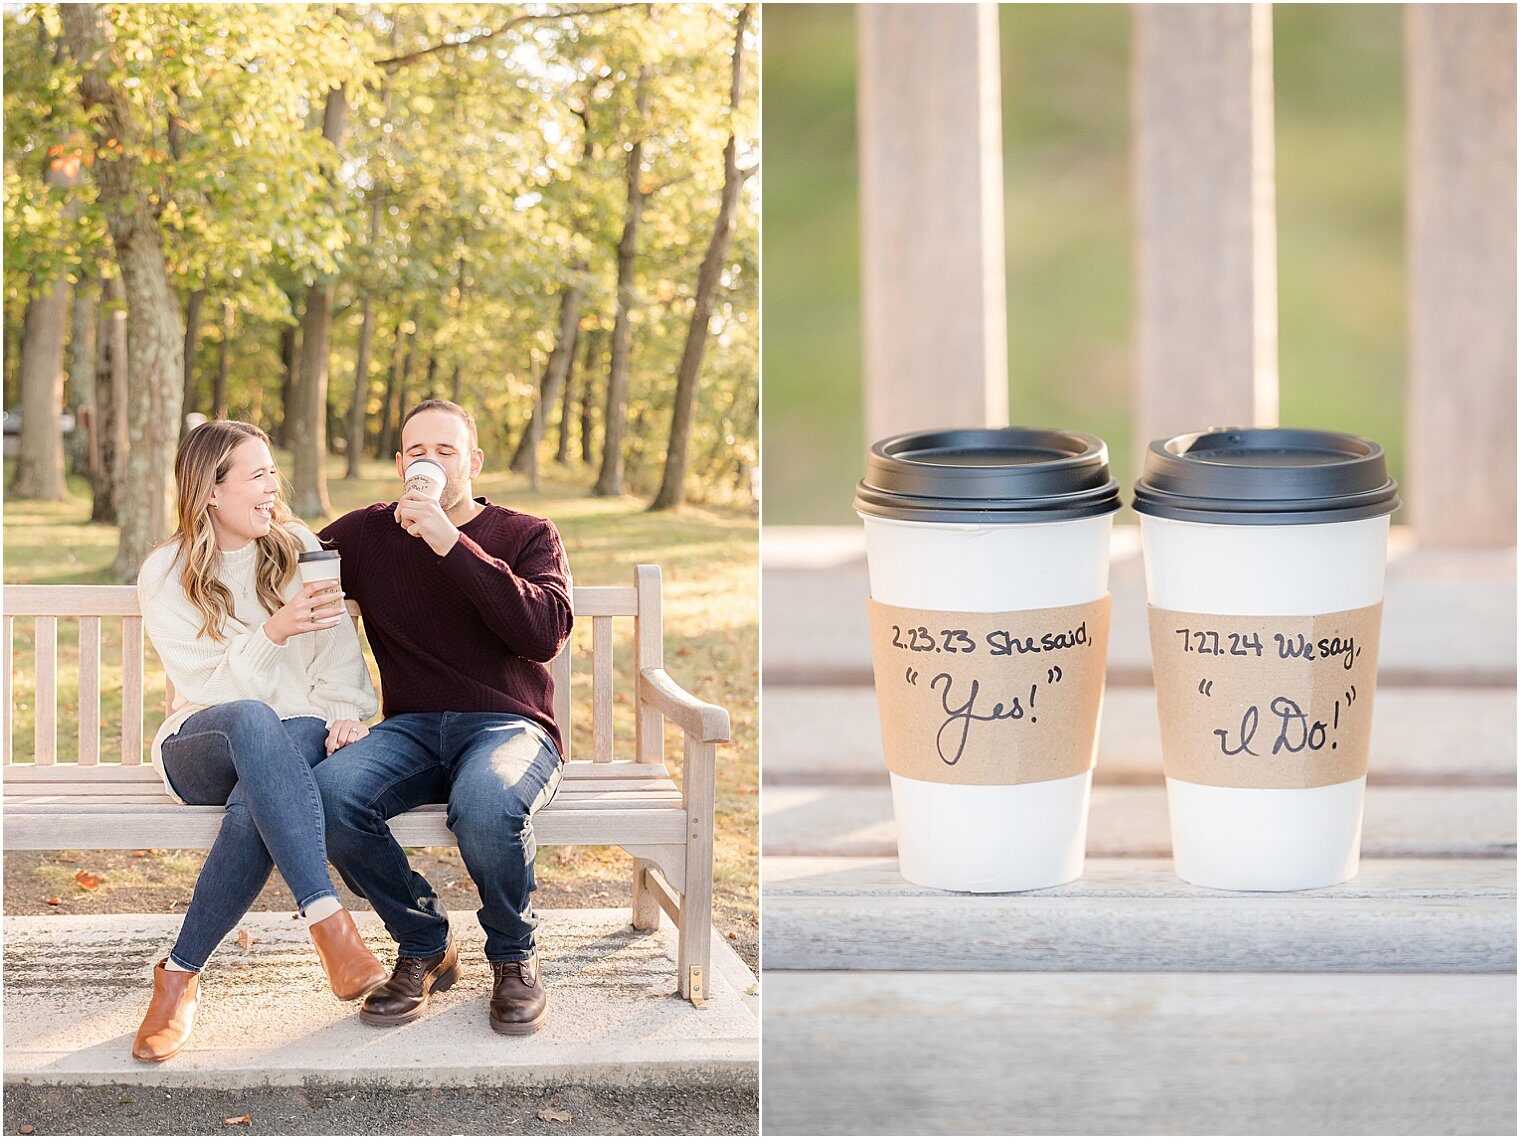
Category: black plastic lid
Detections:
[
  {"x1": 854, "y1": 427, "x2": 1123, "y2": 524},
  {"x1": 297, "y1": 549, "x2": 339, "y2": 563},
  {"x1": 1132, "y1": 427, "x2": 1401, "y2": 525}
]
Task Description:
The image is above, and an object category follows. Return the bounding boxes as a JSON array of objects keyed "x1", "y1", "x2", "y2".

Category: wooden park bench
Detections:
[{"x1": 1, "y1": 564, "x2": 730, "y2": 1006}]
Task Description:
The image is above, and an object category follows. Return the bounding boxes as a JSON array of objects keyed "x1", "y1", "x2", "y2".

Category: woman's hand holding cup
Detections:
[{"x1": 263, "y1": 580, "x2": 346, "y2": 645}]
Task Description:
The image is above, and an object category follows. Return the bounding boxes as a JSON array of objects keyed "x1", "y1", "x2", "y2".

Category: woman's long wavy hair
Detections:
[{"x1": 162, "y1": 420, "x2": 301, "y2": 642}]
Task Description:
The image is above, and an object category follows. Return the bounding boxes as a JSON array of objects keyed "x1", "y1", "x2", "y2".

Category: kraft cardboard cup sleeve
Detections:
[
  {"x1": 855, "y1": 427, "x2": 1121, "y2": 892},
  {"x1": 1133, "y1": 427, "x2": 1400, "y2": 891}
]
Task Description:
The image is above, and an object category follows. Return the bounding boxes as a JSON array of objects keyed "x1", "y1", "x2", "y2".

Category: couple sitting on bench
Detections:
[{"x1": 131, "y1": 400, "x2": 574, "y2": 1062}]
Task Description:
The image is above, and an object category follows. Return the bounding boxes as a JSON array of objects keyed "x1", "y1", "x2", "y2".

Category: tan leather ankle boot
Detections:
[
  {"x1": 310, "y1": 908, "x2": 389, "y2": 1001},
  {"x1": 133, "y1": 959, "x2": 200, "y2": 1062}
]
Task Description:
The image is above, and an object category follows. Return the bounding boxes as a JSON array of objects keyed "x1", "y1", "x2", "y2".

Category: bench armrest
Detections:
[{"x1": 638, "y1": 668, "x2": 730, "y2": 744}]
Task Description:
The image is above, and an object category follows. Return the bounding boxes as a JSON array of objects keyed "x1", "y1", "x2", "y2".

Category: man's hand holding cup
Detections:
[{"x1": 396, "y1": 458, "x2": 460, "y2": 556}]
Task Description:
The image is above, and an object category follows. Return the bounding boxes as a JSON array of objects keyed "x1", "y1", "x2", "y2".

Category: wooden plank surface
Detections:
[
  {"x1": 762, "y1": 971, "x2": 1516, "y2": 1134},
  {"x1": 33, "y1": 618, "x2": 56, "y2": 767},
  {"x1": 551, "y1": 644, "x2": 572, "y2": 762},
  {"x1": 634, "y1": 564, "x2": 663, "y2": 765},
  {"x1": 4, "y1": 778, "x2": 681, "y2": 798},
  {"x1": 120, "y1": 616, "x2": 143, "y2": 766},
  {"x1": 592, "y1": 615, "x2": 614, "y2": 762},
  {"x1": 3, "y1": 615, "x2": 12, "y2": 765},
  {"x1": 1133, "y1": 2, "x2": 1279, "y2": 459},
  {"x1": 77, "y1": 616, "x2": 100, "y2": 766},
  {"x1": 1406, "y1": 4, "x2": 1517, "y2": 547},
  {"x1": 679, "y1": 733, "x2": 717, "y2": 999},
  {"x1": 761, "y1": 784, "x2": 1516, "y2": 860},
  {"x1": 762, "y1": 856, "x2": 1514, "y2": 973},
  {"x1": 3, "y1": 805, "x2": 689, "y2": 850},
  {"x1": 762, "y1": 684, "x2": 1516, "y2": 785},
  {"x1": 3, "y1": 760, "x2": 675, "y2": 784},
  {"x1": 762, "y1": 527, "x2": 1517, "y2": 683},
  {"x1": 857, "y1": 3, "x2": 1008, "y2": 440}
]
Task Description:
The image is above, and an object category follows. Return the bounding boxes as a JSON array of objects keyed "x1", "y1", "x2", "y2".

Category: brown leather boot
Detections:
[
  {"x1": 489, "y1": 954, "x2": 548, "y2": 1035},
  {"x1": 133, "y1": 960, "x2": 200, "y2": 1062},
  {"x1": 309, "y1": 908, "x2": 389, "y2": 1002},
  {"x1": 359, "y1": 938, "x2": 460, "y2": 1027}
]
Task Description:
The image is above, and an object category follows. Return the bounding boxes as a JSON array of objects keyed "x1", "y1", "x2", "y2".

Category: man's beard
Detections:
[{"x1": 441, "y1": 481, "x2": 467, "y2": 511}]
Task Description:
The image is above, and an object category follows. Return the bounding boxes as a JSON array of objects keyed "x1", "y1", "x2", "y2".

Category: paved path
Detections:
[{"x1": 3, "y1": 909, "x2": 757, "y2": 1091}]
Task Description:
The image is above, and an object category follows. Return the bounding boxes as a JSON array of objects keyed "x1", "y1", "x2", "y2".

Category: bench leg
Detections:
[
  {"x1": 678, "y1": 735, "x2": 715, "y2": 1007},
  {"x1": 631, "y1": 857, "x2": 661, "y2": 932}
]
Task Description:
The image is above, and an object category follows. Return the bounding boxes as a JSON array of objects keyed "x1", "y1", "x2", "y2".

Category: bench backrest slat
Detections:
[
  {"x1": 634, "y1": 566, "x2": 664, "y2": 766},
  {"x1": 121, "y1": 616, "x2": 144, "y2": 766},
  {"x1": 2, "y1": 615, "x2": 12, "y2": 766},
  {"x1": 35, "y1": 617, "x2": 57, "y2": 766},
  {"x1": 3, "y1": 570, "x2": 659, "y2": 770},
  {"x1": 552, "y1": 639, "x2": 571, "y2": 761},
  {"x1": 78, "y1": 617, "x2": 101, "y2": 766},
  {"x1": 592, "y1": 615, "x2": 614, "y2": 763}
]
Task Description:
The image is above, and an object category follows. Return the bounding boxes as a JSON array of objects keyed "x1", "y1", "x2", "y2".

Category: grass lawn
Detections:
[{"x1": 2, "y1": 452, "x2": 759, "y2": 969}]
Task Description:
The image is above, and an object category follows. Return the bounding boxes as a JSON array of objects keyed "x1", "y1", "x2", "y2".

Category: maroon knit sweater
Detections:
[{"x1": 316, "y1": 497, "x2": 574, "y2": 756}]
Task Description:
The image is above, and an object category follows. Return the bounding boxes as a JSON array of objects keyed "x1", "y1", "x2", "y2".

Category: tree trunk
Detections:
[
  {"x1": 212, "y1": 298, "x2": 232, "y2": 419},
  {"x1": 651, "y1": 6, "x2": 752, "y2": 511},
  {"x1": 276, "y1": 317, "x2": 297, "y2": 444},
  {"x1": 67, "y1": 269, "x2": 98, "y2": 478},
  {"x1": 3, "y1": 304, "x2": 19, "y2": 410},
  {"x1": 90, "y1": 273, "x2": 128, "y2": 524},
  {"x1": 9, "y1": 283, "x2": 70, "y2": 501},
  {"x1": 387, "y1": 317, "x2": 420, "y2": 456},
  {"x1": 579, "y1": 329, "x2": 599, "y2": 465},
  {"x1": 345, "y1": 293, "x2": 374, "y2": 478},
  {"x1": 512, "y1": 282, "x2": 584, "y2": 475},
  {"x1": 289, "y1": 84, "x2": 348, "y2": 519},
  {"x1": 594, "y1": 71, "x2": 651, "y2": 497},
  {"x1": 11, "y1": 126, "x2": 88, "y2": 502},
  {"x1": 522, "y1": 350, "x2": 543, "y2": 488},
  {"x1": 555, "y1": 323, "x2": 580, "y2": 464},
  {"x1": 375, "y1": 317, "x2": 405, "y2": 460},
  {"x1": 450, "y1": 362, "x2": 464, "y2": 405},
  {"x1": 62, "y1": 3, "x2": 186, "y2": 579},
  {"x1": 179, "y1": 285, "x2": 205, "y2": 428},
  {"x1": 423, "y1": 352, "x2": 438, "y2": 400}
]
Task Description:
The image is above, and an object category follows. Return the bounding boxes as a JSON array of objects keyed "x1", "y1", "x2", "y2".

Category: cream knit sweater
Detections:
[{"x1": 137, "y1": 521, "x2": 379, "y2": 804}]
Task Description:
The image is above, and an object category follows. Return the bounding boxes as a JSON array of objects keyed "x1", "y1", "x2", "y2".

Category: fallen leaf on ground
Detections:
[
  {"x1": 236, "y1": 929, "x2": 256, "y2": 951},
  {"x1": 19, "y1": 1125, "x2": 35, "y2": 1134},
  {"x1": 222, "y1": 1114, "x2": 250, "y2": 1125},
  {"x1": 44, "y1": 898, "x2": 61, "y2": 906},
  {"x1": 132, "y1": 849, "x2": 149, "y2": 858},
  {"x1": 537, "y1": 1109, "x2": 573, "y2": 1123},
  {"x1": 73, "y1": 870, "x2": 102, "y2": 890}
]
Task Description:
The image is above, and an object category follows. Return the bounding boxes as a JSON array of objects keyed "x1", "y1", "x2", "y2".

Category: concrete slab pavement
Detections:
[{"x1": 3, "y1": 909, "x2": 757, "y2": 1090}]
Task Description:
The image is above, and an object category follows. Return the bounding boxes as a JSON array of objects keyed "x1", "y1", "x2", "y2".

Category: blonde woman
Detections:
[{"x1": 131, "y1": 420, "x2": 387, "y2": 1062}]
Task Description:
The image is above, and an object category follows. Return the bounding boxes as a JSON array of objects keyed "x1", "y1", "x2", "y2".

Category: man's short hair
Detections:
[{"x1": 400, "y1": 399, "x2": 478, "y2": 451}]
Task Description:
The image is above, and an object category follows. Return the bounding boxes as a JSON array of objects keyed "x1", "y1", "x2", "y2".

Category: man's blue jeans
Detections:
[
  {"x1": 160, "y1": 701, "x2": 338, "y2": 972},
  {"x1": 313, "y1": 713, "x2": 563, "y2": 964}
]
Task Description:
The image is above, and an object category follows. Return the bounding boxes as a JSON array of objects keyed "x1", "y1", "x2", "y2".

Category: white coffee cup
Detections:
[
  {"x1": 1134, "y1": 427, "x2": 1400, "y2": 891},
  {"x1": 404, "y1": 458, "x2": 447, "y2": 501},
  {"x1": 856, "y1": 428, "x2": 1121, "y2": 893}
]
